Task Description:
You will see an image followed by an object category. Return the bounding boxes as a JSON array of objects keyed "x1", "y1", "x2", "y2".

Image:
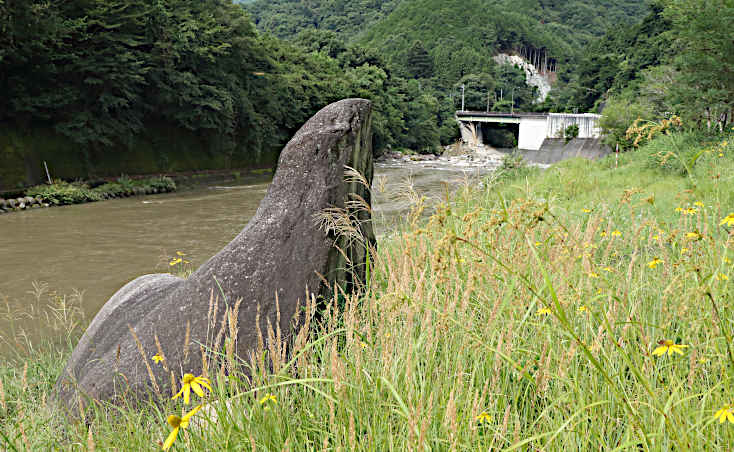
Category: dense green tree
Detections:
[
  {"x1": 664, "y1": 0, "x2": 734, "y2": 129},
  {"x1": 405, "y1": 40, "x2": 434, "y2": 79}
]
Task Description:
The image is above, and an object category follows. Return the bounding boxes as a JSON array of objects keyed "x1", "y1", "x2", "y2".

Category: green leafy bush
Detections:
[
  {"x1": 27, "y1": 180, "x2": 101, "y2": 205},
  {"x1": 564, "y1": 124, "x2": 579, "y2": 141},
  {"x1": 495, "y1": 152, "x2": 535, "y2": 181},
  {"x1": 637, "y1": 131, "x2": 729, "y2": 176}
]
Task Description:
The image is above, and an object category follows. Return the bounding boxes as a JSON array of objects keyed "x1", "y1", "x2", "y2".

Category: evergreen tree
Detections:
[{"x1": 405, "y1": 40, "x2": 434, "y2": 79}]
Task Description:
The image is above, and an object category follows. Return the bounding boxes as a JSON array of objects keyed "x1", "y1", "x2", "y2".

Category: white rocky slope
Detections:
[{"x1": 493, "y1": 53, "x2": 552, "y2": 103}]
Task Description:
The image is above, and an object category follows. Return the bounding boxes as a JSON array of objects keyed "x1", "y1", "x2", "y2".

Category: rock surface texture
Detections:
[{"x1": 55, "y1": 99, "x2": 374, "y2": 411}]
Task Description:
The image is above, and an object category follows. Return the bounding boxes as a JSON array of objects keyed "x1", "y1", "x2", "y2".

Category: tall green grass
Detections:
[{"x1": 1, "y1": 131, "x2": 733, "y2": 450}]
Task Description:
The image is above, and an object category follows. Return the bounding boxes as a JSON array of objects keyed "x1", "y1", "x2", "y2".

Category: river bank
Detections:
[{"x1": 2, "y1": 130, "x2": 733, "y2": 449}]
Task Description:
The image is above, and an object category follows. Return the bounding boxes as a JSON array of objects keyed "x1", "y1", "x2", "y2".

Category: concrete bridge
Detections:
[{"x1": 456, "y1": 111, "x2": 603, "y2": 151}]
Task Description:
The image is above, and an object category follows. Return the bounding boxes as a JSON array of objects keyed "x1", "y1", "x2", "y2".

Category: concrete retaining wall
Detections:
[
  {"x1": 518, "y1": 138, "x2": 611, "y2": 164},
  {"x1": 518, "y1": 117, "x2": 547, "y2": 150}
]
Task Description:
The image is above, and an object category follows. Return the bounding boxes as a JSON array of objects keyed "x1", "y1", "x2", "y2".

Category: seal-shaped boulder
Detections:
[{"x1": 55, "y1": 99, "x2": 374, "y2": 412}]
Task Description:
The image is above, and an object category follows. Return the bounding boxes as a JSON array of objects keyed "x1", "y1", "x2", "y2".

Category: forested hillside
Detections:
[
  {"x1": 245, "y1": 0, "x2": 648, "y2": 80},
  {"x1": 0, "y1": 0, "x2": 446, "y2": 187},
  {"x1": 244, "y1": 0, "x2": 401, "y2": 40}
]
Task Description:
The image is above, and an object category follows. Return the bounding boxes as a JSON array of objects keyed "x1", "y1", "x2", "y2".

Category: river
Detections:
[{"x1": 0, "y1": 158, "x2": 501, "y2": 346}]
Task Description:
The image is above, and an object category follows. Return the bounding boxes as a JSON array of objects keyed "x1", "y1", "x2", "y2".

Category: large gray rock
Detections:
[{"x1": 55, "y1": 99, "x2": 374, "y2": 412}]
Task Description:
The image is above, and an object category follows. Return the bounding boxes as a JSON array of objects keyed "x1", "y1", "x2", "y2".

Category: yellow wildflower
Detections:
[
  {"x1": 725, "y1": 257, "x2": 732, "y2": 264},
  {"x1": 536, "y1": 307, "x2": 552, "y2": 316},
  {"x1": 603, "y1": 267, "x2": 613, "y2": 272},
  {"x1": 163, "y1": 405, "x2": 202, "y2": 450},
  {"x1": 600, "y1": 231, "x2": 608, "y2": 237},
  {"x1": 611, "y1": 230, "x2": 621, "y2": 237},
  {"x1": 686, "y1": 232, "x2": 701, "y2": 240},
  {"x1": 176, "y1": 251, "x2": 186, "y2": 256},
  {"x1": 169, "y1": 258, "x2": 182, "y2": 266},
  {"x1": 577, "y1": 305, "x2": 589, "y2": 313},
  {"x1": 647, "y1": 258, "x2": 663, "y2": 269},
  {"x1": 694, "y1": 201, "x2": 704, "y2": 207},
  {"x1": 675, "y1": 207, "x2": 683, "y2": 213},
  {"x1": 720, "y1": 214, "x2": 734, "y2": 227},
  {"x1": 681, "y1": 248, "x2": 688, "y2": 254},
  {"x1": 684, "y1": 207, "x2": 697, "y2": 215},
  {"x1": 152, "y1": 354, "x2": 164, "y2": 364},
  {"x1": 535, "y1": 241, "x2": 541, "y2": 246},
  {"x1": 476, "y1": 411, "x2": 493, "y2": 425},
  {"x1": 652, "y1": 340, "x2": 688, "y2": 357},
  {"x1": 714, "y1": 406, "x2": 734, "y2": 424},
  {"x1": 582, "y1": 208, "x2": 591, "y2": 213},
  {"x1": 172, "y1": 374, "x2": 211, "y2": 405},
  {"x1": 716, "y1": 273, "x2": 729, "y2": 281},
  {"x1": 259, "y1": 393, "x2": 277, "y2": 406},
  {"x1": 588, "y1": 272, "x2": 599, "y2": 278},
  {"x1": 652, "y1": 234, "x2": 660, "y2": 240}
]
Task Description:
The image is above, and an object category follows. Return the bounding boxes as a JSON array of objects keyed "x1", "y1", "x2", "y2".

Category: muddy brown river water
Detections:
[{"x1": 0, "y1": 160, "x2": 500, "y2": 345}]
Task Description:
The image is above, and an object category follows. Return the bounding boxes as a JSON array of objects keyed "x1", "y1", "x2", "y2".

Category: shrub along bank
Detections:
[
  {"x1": 0, "y1": 176, "x2": 175, "y2": 213},
  {"x1": 1, "y1": 130, "x2": 733, "y2": 450}
]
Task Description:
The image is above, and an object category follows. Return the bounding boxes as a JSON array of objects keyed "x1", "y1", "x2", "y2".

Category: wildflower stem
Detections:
[{"x1": 705, "y1": 291, "x2": 734, "y2": 371}]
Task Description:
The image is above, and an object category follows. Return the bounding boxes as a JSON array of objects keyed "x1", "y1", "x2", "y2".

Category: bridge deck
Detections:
[{"x1": 455, "y1": 111, "x2": 547, "y2": 119}]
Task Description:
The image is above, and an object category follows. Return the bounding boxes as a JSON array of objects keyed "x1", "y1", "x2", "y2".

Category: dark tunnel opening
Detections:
[{"x1": 480, "y1": 123, "x2": 519, "y2": 149}]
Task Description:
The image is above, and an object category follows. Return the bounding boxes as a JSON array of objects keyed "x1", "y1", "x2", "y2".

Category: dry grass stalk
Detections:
[
  {"x1": 87, "y1": 427, "x2": 95, "y2": 452},
  {"x1": 0, "y1": 376, "x2": 6, "y2": 411},
  {"x1": 200, "y1": 345, "x2": 209, "y2": 380},
  {"x1": 21, "y1": 362, "x2": 28, "y2": 393},
  {"x1": 170, "y1": 371, "x2": 177, "y2": 397},
  {"x1": 182, "y1": 320, "x2": 191, "y2": 363},
  {"x1": 688, "y1": 347, "x2": 698, "y2": 389},
  {"x1": 154, "y1": 334, "x2": 169, "y2": 372},
  {"x1": 17, "y1": 408, "x2": 31, "y2": 450},
  {"x1": 444, "y1": 389, "x2": 458, "y2": 451},
  {"x1": 348, "y1": 413, "x2": 356, "y2": 451},
  {"x1": 128, "y1": 324, "x2": 161, "y2": 397}
]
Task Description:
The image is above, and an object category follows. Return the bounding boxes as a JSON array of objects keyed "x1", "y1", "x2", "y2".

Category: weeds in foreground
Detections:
[{"x1": 1, "y1": 132, "x2": 734, "y2": 450}]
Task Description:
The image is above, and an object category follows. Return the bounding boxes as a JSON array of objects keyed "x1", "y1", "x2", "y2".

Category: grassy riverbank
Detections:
[{"x1": 2, "y1": 130, "x2": 733, "y2": 450}]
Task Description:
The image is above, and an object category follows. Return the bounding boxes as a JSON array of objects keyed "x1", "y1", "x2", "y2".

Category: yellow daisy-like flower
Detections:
[
  {"x1": 716, "y1": 273, "x2": 729, "y2": 281},
  {"x1": 681, "y1": 247, "x2": 688, "y2": 254},
  {"x1": 694, "y1": 201, "x2": 704, "y2": 207},
  {"x1": 675, "y1": 207, "x2": 683, "y2": 213},
  {"x1": 647, "y1": 258, "x2": 663, "y2": 269},
  {"x1": 476, "y1": 411, "x2": 493, "y2": 425},
  {"x1": 577, "y1": 305, "x2": 589, "y2": 313},
  {"x1": 611, "y1": 230, "x2": 622, "y2": 237},
  {"x1": 652, "y1": 340, "x2": 688, "y2": 356},
  {"x1": 714, "y1": 406, "x2": 734, "y2": 424},
  {"x1": 686, "y1": 231, "x2": 701, "y2": 240},
  {"x1": 720, "y1": 214, "x2": 734, "y2": 227},
  {"x1": 536, "y1": 307, "x2": 552, "y2": 316},
  {"x1": 600, "y1": 231, "x2": 607, "y2": 237},
  {"x1": 725, "y1": 257, "x2": 732, "y2": 264},
  {"x1": 169, "y1": 258, "x2": 182, "y2": 266},
  {"x1": 582, "y1": 208, "x2": 591, "y2": 213},
  {"x1": 152, "y1": 354, "x2": 164, "y2": 364},
  {"x1": 588, "y1": 272, "x2": 599, "y2": 278},
  {"x1": 162, "y1": 405, "x2": 202, "y2": 450},
  {"x1": 172, "y1": 374, "x2": 212, "y2": 405},
  {"x1": 176, "y1": 251, "x2": 186, "y2": 256},
  {"x1": 259, "y1": 393, "x2": 277, "y2": 410}
]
